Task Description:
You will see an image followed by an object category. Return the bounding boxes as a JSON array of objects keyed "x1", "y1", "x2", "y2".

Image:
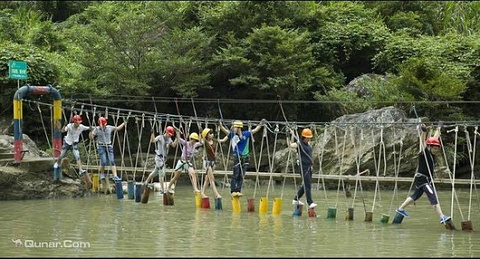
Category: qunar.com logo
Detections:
[{"x1": 12, "y1": 238, "x2": 90, "y2": 248}]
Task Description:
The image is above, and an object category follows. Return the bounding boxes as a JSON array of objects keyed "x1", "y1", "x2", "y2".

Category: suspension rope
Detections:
[
  {"x1": 314, "y1": 125, "x2": 329, "y2": 206},
  {"x1": 265, "y1": 124, "x2": 279, "y2": 199}
]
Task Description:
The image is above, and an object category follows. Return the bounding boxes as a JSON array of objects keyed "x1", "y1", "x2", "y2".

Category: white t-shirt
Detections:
[{"x1": 64, "y1": 123, "x2": 90, "y2": 145}]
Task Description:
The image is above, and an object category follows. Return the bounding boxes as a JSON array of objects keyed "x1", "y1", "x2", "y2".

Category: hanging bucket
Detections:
[
  {"x1": 53, "y1": 163, "x2": 62, "y2": 180},
  {"x1": 163, "y1": 193, "x2": 174, "y2": 206},
  {"x1": 293, "y1": 204, "x2": 303, "y2": 216},
  {"x1": 127, "y1": 181, "x2": 134, "y2": 199},
  {"x1": 445, "y1": 219, "x2": 456, "y2": 230},
  {"x1": 392, "y1": 212, "x2": 404, "y2": 224},
  {"x1": 259, "y1": 197, "x2": 268, "y2": 214},
  {"x1": 308, "y1": 208, "x2": 316, "y2": 217},
  {"x1": 115, "y1": 180, "x2": 124, "y2": 199},
  {"x1": 461, "y1": 220, "x2": 473, "y2": 231},
  {"x1": 327, "y1": 207, "x2": 336, "y2": 219},
  {"x1": 365, "y1": 211, "x2": 373, "y2": 222},
  {"x1": 272, "y1": 198, "x2": 282, "y2": 216},
  {"x1": 195, "y1": 192, "x2": 202, "y2": 208},
  {"x1": 201, "y1": 197, "x2": 211, "y2": 209},
  {"x1": 247, "y1": 198, "x2": 255, "y2": 212},
  {"x1": 134, "y1": 183, "x2": 142, "y2": 203},
  {"x1": 214, "y1": 197, "x2": 222, "y2": 210},
  {"x1": 345, "y1": 208, "x2": 354, "y2": 221},
  {"x1": 380, "y1": 214, "x2": 390, "y2": 223},
  {"x1": 92, "y1": 174, "x2": 99, "y2": 193},
  {"x1": 231, "y1": 197, "x2": 241, "y2": 212},
  {"x1": 141, "y1": 185, "x2": 150, "y2": 204}
]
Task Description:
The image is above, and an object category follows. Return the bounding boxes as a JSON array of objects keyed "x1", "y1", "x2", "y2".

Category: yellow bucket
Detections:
[
  {"x1": 195, "y1": 192, "x2": 202, "y2": 208},
  {"x1": 91, "y1": 174, "x2": 99, "y2": 192},
  {"x1": 231, "y1": 196, "x2": 241, "y2": 212},
  {"x1": 259, "y1": 197, "x2": 268, "y2": 214},
  {"x1": 272, "y1": 197, "x2": 282, "y2": 215}
]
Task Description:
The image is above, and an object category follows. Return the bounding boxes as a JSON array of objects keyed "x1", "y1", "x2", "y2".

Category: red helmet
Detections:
[
  {"x1": 73, "y1": 115, "x2": 82, "y2": 123},
  {"x1": 426, "y1": 137, "x2": 440, "y2": 147},
  {"x1": 98, "y1": 117, "x2": 107, "y2": 126},
  {"x1": 165, "y1": 126, "x2": 175, "y2": 136}
]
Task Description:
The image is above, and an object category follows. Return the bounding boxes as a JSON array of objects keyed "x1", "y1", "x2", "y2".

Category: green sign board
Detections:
[{"x1": 9, "y1": 60, "x2": 28, "y2": 80}]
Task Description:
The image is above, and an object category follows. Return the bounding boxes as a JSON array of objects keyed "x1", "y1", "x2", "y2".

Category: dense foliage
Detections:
[{"x1": 1, "y1": 1, "x2": 479, "y2": 123}]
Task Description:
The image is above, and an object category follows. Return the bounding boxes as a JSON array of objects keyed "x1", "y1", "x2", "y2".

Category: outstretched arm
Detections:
[
  {"x1": 251, "y1": 119, "x2": 266, "y2": 135},
  {"x1": 219, "y1": 121, "x2": 230, "y2": 135},
  {"x1": 115, "y1": 121, "x2": 126, "y2": 131},
  {"x1": 150, "y1": 133, "x2": 157, "y2": 143}
]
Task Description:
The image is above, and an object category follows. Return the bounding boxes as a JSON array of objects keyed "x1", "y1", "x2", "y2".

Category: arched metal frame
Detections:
[{"x1": 13, "y1": 84, "x2": 62, "y2": 163}]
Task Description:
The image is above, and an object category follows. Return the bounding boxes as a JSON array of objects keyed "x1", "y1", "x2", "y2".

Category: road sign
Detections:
[{"x1": 9, "y1": 60, "x2": 28, "y2": 80}]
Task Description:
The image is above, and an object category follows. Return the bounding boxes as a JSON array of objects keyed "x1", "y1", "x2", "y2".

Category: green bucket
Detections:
[
  {"x1": 327, "y1": 207, "x2": 337, "y2": 219},
  {"x1": 380, "y1": 214, "x2": 390, "y2": 224}
]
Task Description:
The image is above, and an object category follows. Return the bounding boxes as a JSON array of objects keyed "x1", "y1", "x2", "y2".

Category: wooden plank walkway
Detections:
[{"x1": 79, "y1": 165, "x2": 480, "y2": 188}]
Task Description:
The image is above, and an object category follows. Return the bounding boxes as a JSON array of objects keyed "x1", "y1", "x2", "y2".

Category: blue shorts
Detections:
[{"x1": 98, "y1": 145, "x2": 115, "y2": 166}]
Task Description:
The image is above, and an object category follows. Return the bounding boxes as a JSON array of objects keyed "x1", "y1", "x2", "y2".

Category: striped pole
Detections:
[{"x1": 13, "y1": 85, "x2": 62, "y2": 163}]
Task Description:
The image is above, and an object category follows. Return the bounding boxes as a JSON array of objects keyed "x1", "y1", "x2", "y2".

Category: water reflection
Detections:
[{"x1": 0, "y1": 188, "x2": 478, "y2": 257}]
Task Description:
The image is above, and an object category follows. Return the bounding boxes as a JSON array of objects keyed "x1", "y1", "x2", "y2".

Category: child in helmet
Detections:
[
  {"x1": 89, "y1": 116, "x2": 126, "y2": 184},
  {"x1": 165, "y1": 128, "x2": 203, "y2": 194},
  {"x1": 219, "y1": 119, "x2": 265, "y2": 197},
  {"x1": 55, "y1": 114, "x2": 92, "y2": 188},
  {"x1": 197, "y1": 126, "x2": 228, "y2": 199},
  {"x1": 396, "y1": 122, "x2": 451, "y2": 225},
  {"x1": 144, "y1": 126, "x2": 178, "y2": 193},
  {"x1": 287, "y1": 127, "x2": 317, "y2": 209}
]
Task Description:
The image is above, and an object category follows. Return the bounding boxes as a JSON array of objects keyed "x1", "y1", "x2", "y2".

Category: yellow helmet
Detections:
[
  {"x1": 189, "y1": 132, "x2": 199, "y2": 141},
  {"x1": 233, "y1": 120, "x2": 243, "y2": 128},
  {"x1": 202, "y1": 128, "x2": 211, "y2": 138}
]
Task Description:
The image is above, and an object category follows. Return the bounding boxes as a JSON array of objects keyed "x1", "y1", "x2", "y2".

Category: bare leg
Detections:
[
  {"x1": 433, "y1": 204, "x2": 445, "y2": 218},
  {"x1": 207, "y1": 167, "x2": 221, "y2": 198},
  {"x1": 201, "y1": 173, "x2": 210, "y2": 198},
  {"x1": 399, "y1": 197, "x2": 414, "y2": 210},
  {"x1": 111, "y1": 165, "x2": 119, "y2": 178},
  {"x1": 167, "y1": 170, "x2": 181, "y2": 192},
  {"x1": 159, "y1": 176, "x2": 165, "y2": 193},
  {"x1": 188, "y1": 167, "x2": 200, "y2": 193}
]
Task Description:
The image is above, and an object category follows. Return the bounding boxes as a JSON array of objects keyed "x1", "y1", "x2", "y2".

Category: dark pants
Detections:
[
  {"x1": 411, "y1": 176, "x2": 438, "y2": 205},
  {"x1": 294, "y1": 165, "x2": 313, "y2": 205},
  {"x1": 231, "y1": 155, "x2": 249, "y2": 193}
]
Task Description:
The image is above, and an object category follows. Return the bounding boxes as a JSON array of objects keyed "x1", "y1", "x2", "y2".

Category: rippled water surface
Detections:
[{"x1": 1, "y1": 185, "x2": 479, "y2": 257}]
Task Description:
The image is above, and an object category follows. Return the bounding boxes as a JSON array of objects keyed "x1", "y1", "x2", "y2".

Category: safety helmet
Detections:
[
  {"x1": 233, "y1": 120, "x2": 243, "y2": 128},
  {"x1": 189, "y1": 132, "x2": 199, "y2": 141},
  {"x1": 426, "y1": 137, "x2": 440, "y2": 147},
  {"x1": 165, "y1": 126, "x2": 175, "y2": 136},
  {"x1": 301, "y1": 128, "x2": 313, "y2": 138},
  {"x1": 202, "y1": 128, "x2": 212, "y2": 138},
  {"x1": 73, "y1": 115, "x2": 82, "y2": 123},
  {"x1": 98, "y1": 117, "x2": 107, "y2": 126}
]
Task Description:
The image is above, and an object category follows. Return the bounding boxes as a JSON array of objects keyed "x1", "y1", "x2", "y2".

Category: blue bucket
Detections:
[
  {"x1": 53, "y1": 164, "x2": 62, "y2": 180},
  {"x1": 127, "y1": 181, "x2": 134, "y2": 199},
  {"x1": 115, "y1": 180, "x2": 124, "y2": 199},
  {"x1": 214, "y1": 198, "x2": 222, "y2": 210},
  {"x1": 135, "y1": 184, "x2": 142, "y2": 203}
]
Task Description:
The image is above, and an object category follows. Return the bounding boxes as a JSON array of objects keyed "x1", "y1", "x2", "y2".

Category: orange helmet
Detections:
[
  {"x1": 165, "y1": 126, "x2": 175, "y2": 136},
  {"x1": 98, "y1": 117, "x2": 107, "y2": 126},
  {"x1": 426, "y1": 137, "x2": 440, "y2": 147},
  {"x1": 301, "y1": 128, "x2": 313, "y2": 138},
  {"x1": 73, "y1": 115, "x2": 82, "y2": 123}
]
